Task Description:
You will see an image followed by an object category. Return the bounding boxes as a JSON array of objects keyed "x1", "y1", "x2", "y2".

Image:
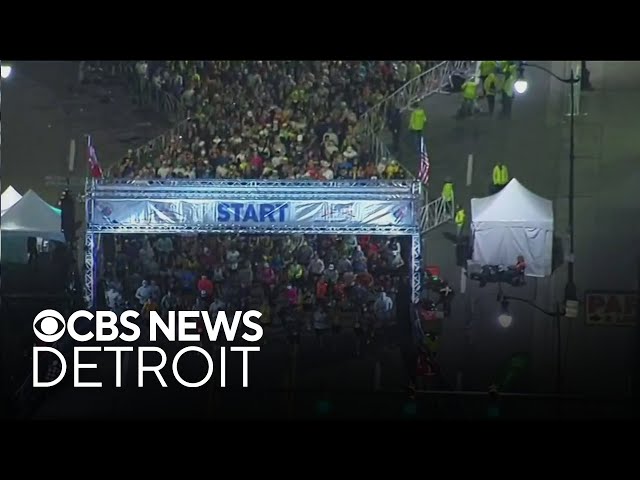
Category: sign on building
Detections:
[{"x1": 585, "y1": 291, "x2": 638, "y2": 327}]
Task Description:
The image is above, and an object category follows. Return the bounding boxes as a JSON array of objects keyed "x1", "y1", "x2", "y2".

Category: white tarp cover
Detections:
[
  {"x1": 1, "y1": 186, "x2": 22, "y2": 215},
  {"x1": 471, "y1": 178, "x2": 554, "y2": 277},
  {"x1": 1, "y1": 189, "x2": 64, "y2": 242}
]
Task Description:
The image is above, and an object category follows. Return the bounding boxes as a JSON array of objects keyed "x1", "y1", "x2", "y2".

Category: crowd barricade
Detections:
[
  {"x1": 104, "y1": 117, "x2": 191, "y2": 178},
  {"x1": 358, "y1": 61, "x2": 477, "y2": 171},
  {"x1": 111, "y1": 61, "x2": 186, "y2": 122},
  {"x1": 420, "y1": 195, "x2": 455, "y2": 233}
]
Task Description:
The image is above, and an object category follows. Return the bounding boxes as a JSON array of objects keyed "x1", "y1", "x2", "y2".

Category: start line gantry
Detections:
[{"x1": 84, "y1": 178, "x2": 424, "y2": 307}]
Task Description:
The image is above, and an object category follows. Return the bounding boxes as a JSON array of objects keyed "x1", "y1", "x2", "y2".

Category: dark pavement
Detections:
[
  {"x1": 399, "y1": 61, "x2": 640, "y2": 395},
  {"x1": 2, "y1": 61, "x2": 171, "y2": 205}
]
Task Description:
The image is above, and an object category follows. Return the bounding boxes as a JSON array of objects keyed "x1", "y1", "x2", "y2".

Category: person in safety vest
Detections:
[
  {"x1": 492, "y1": 161, "x2": 509, "y2": 193},
  {"x1": 460, "y1": 77, "x2": 478, "y2": 118},
  {"x1": 501, "y1": 69, "x2": 516, "y2": 119},
  {"x1": 441, "y1": 179, "x2": 454, "y2": 204},
  {"x1": 484, "y1": 71, "x2": 498, "y2": 115},
  {"x1": 288, "y1": 260, "x2": 304, "y2": 287},
  {"x1": 498, "y1": 61, "x2": 512, "y2": 74},
  {"x1": 479, "y1": 61, "x2": 497, "y2": 96},
  {"x1": 409, "y1": 102, "x2": 427, "y2": 152},
  {"x1": 454, "y1": 205, "x2": 466, "y2": 238}
]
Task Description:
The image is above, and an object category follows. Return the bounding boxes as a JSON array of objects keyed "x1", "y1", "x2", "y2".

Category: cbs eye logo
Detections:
[{"x1": 33, "y1": 310, "x2": 67, "y2": 343}]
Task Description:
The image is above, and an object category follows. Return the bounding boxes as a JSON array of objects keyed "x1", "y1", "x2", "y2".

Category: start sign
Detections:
[{"x1": 585, "y1": 291, "x2": 638, "y2": 327}]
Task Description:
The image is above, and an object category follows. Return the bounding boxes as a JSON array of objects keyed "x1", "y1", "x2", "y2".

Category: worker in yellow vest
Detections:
[
  {"x1": 441, "y1": 179, "x2": 454, "y2": 205},
  {"x1": 409, "y1": 102, "x2": 427, "y2": 152},
  {"x1": 495, "y1": 60, "x2": 510, "y2": 90},
  {"x1": 501, "y1": 70, "x2": 516, "y2": 119},
  {"x1": 498, "y1": 61, "x2": 513, "y2": 74},
  {"x1": 479, "y1": 61, "x2": 497, "y2": 96},
  {"x1": 455, "y1": 205, "x2": 466, "y2": 238},
  {"x1": 460, "y1": 77, "x2": 478, "y2": 118},
  {"x1": 484, "y1": 71, "x2": 498, "y2": 115},
  {"x1": 492, "y1": 162, "x2": 509, "y2": 193}
]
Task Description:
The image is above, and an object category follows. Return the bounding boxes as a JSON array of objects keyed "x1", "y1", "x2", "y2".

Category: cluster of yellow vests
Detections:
[
  {"x1": 443, "y1": 161, "x2": 511, "y2": 228},
  {"x1": 484, "y1": 61, "x2": 518, "y2": 98},
  {"x1": 461, "y1": 61, "x2": 519, "y2": 101}
]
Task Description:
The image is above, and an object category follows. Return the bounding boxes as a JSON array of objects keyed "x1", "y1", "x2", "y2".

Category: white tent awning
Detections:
[
  {"x1": 1, "y1": 189, "x2": 65, "y2": 242},
  {"x1": 1, "y1": 186, "x2": 22, "y2": 216},
  {"x1": 471, "y1": 178, "x2": 554, "y2": 277}
]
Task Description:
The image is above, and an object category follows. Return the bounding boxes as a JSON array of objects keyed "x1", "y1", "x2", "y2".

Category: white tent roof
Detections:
[
  {"x1": 1, "y1": 189, "x2": 65, "y2": 241},
  {"x1": 471, "y1": 178, "x2": 553, "y2": 228},
  {"x1": 1, "y1": 186, "x2": 22, "y2": 216}
]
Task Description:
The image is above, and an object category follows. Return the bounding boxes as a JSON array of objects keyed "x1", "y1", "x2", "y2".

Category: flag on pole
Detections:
[
  {"x1": 88, "y1": 135, "x2": 103, "y2": 179},
  {"x1": 418, "y1": 136, "x2": 430, "y2": 185}
]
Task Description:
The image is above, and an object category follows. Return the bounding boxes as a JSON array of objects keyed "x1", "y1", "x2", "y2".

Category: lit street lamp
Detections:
[
  {"x1": 516, "y1": 61, "x2": 580, "y2": 308},
  {"x1": 497, "y1": 293, "x2": 574, "y2": 393},
  {"x1": 514, "y1": 77, "x2": 528, "y2": 94},
  {"x1": 1, "y1": 64, "x2": 12, "y2": 79}
]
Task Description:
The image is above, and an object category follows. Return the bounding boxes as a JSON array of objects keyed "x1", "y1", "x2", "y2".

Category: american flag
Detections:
[
  {"x1": 88, "y1": 135, "x2": 103, "y2": 179},
  {"x1": 418, "y1": 136, "x2": 430, "y2": 185}
]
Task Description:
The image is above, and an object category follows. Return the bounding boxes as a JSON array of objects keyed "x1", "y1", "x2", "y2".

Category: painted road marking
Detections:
[
  {"x1": 68, "y1": 139, "x2": 76, "y2": 173},
  {"x1": 466, "y1": 153, "x2": 473, "y2": 186}
]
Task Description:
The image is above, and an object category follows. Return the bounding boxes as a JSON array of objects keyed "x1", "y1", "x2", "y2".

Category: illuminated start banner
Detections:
[{"x1": 92, "y1": 199, "x2": 414, "y2": 228}]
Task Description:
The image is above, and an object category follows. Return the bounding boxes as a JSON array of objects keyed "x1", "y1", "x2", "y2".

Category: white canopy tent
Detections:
[
  {"x1": 1, "y1": 189, "x2": 65, "y2": 242},
  {"x1": 470, "y1": 178, "x2": 554, "y2": 277},
  {"x1": 1, "y1": 186, "x2": 22, "y2": 215}
]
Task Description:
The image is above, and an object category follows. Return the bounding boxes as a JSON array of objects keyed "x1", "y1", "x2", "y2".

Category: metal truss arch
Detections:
[{"x1": 84, "y1": 179, "x2": 423, "y2": 308}]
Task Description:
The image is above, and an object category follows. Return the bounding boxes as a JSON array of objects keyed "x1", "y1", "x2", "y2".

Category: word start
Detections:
[{"x1": 217, "y1": 203, "x2": 288, "y2": 223}]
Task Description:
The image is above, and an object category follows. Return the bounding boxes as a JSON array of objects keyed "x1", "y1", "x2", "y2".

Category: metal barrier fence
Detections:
[
  {"x1": 90, "y1": 62, "x2": 191, "y2": 175},
  {"x1": 356, "y1": 61, "x2": 476, "y2": 233},
  {"x1": 358, "y1": 61, "x2": 476, "y2": 176},
  {"x1": 104, "y1": 117, "x2": 192, "y2": 177},
  {"x1": 361, "y1": 61, "x2": 475, "y2": 136},
  {"x1": 107, "y1": 62, "x2": 187, "y2": 124},
  {"x1": 421, "y1": 195, "x2": 455, "y2": 233}
]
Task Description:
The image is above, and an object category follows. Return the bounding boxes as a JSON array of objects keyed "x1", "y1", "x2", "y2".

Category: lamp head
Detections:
[
  {"x1": 514, "y1": 63, "x2": 528, "y2": 94},
  {"x1": 1, "y1": 64, "x2": 12, "y2": 79},
  {"x1": 498, "y1": 298, "x2": 513, "y2": 328},
  {"x1": 514, "y1": 78, "x2": 528, "y2": 94}
]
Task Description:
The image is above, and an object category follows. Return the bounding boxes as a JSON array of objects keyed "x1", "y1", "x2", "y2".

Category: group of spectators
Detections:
[
  {"x1": 110, "y1": 61, "x2": 435, "y2": 181},
  {"x1": 96, "y1": 60, "x2": 431, "y2": 370},
  {"x1": 102, "y1": 233, "x2": 408, "y2": 352}
]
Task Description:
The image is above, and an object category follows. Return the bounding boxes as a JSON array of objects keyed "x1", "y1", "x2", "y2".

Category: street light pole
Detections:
[
  {"x1": 499, "y1": 294, "x2": 564, "y2": 393},
  {"x1": 566, "y1": 69, "x2": 577, "y2": 301},
  {"x1": 516, "y1": 62, "x2": 579, "y2": 303}
]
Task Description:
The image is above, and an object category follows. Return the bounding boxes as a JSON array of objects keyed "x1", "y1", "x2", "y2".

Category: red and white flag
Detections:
[
  {"x1": 418, "y1": 136, "x2": 430, "y2": 185},
  {"x1": 88, "y1": 136, "x2": 103, "y2": 179}
]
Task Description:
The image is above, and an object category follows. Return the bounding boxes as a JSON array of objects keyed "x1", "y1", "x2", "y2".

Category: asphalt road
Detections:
[
  {"x1": 2, "y1": 61, "x2": 171, "y2": 204},
  {"x1": 399, "y1": 61, "x2": 640, "y2": 395}
]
